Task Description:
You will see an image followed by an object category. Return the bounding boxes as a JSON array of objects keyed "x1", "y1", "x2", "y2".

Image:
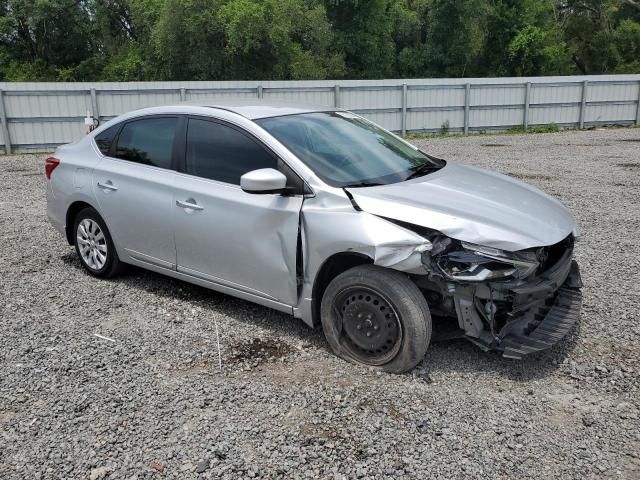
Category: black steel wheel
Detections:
[
  {"x1": 335, "y1": 286, "x2": 403, "y2": 365},
  {"x1": 321, "y1": 264, "x2": 431, "y2": 373}
]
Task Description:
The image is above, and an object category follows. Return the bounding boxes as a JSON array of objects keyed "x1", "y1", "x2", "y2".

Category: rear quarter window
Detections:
[{"x1": 94, "y1": 125, "x2": 120, "y2": 156}]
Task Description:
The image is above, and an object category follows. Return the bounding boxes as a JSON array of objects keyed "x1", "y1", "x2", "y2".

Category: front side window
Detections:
[
  {"x1": 257, "y1": 112, "x2": 445, "y2": 187},
  {"x1": 115, "y1": 117, "x2": 178, "y2": 169},
  {"x1": 94, "y1": 124, "x2": 119, "y2": 156},
  {"x1": 185, "y1": 118, "x2": 277, "y2": 185}
]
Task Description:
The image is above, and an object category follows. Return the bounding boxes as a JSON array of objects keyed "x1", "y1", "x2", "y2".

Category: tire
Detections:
[
  {"x1": 73, "y1": 207, "x2": 124, "y2": 278},
  {"x1": 320, "y1": 264, "x2": 431, "y2": 373}
]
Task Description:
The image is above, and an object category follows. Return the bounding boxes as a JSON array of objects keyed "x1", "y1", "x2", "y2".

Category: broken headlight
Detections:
[{"x1": 424, "y1": 239, "x2": 539, "y2": 282}]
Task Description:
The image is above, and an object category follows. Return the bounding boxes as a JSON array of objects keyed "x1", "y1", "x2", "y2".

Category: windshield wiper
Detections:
[
  {"x1": 404, "y1": 162, "x2": 443, "y2": 180},
  {"x1": 342, "y1": 181, "x2": 385, "y2": 188}
]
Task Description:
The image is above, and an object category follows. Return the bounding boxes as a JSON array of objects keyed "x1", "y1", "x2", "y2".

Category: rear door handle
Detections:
[
  {"x1": 176, "y1": 199, "x2": 204, "y2": 211},
  {"x1": 97, "y1": 181, "x2": 118, "y2": 191}
]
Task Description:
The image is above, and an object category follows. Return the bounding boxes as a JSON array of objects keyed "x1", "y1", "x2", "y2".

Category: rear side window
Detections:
[
  {"x1": 186, "y1": 118, "x2": 277, "y2": 185},
  {"x1": 115, "y1": 117, "x2": 178, "y2": 169},
  {"x1": 94, "y1": 125, "x2": 119, "y2": 155}
]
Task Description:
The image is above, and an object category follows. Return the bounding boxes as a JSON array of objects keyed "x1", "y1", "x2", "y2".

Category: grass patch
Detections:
[
  {"x1": 506, "y1": 124, "x2": 560, "y2": 134},
  {"x1": 403, "y1": 122, "x2": 571, "y2": 141}
]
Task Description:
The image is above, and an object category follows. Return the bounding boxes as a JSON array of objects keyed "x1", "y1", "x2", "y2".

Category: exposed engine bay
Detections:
[{"x1": 410, "y1": 230, "x2": 582, "y2": 358}]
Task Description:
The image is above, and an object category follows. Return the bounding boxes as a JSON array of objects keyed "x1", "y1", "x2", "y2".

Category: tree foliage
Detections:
[{"x1": 0, "y1": 0, "x2": 638, "y2": 81}]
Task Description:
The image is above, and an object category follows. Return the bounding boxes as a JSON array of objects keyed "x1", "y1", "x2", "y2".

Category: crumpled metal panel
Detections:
[
  {"x1": 372, "y1": 241, "x2": 431, "y2": 273},
  {"x1": 301, "y1": 193, "x2": 431, "y2": 275},
  {"x1": 348, "y1": 161, "x2": 579, "y2": 251},
  {"x1": 293, "y1": 190, "x2": 433, "y2": 324}
]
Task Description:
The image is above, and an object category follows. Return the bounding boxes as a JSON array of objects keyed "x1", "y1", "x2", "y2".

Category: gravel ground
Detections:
[{"x1": 1, "y1": 127, "x2": 639, "y2": 479}]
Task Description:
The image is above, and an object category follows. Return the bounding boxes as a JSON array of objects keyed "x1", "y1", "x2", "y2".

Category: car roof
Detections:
[
  {"x1": 188, "y1": 100, "x2": 337, "y2": 120},
  {"x1": 100, "y1": 102, "x2": 339, "y2": 129}
]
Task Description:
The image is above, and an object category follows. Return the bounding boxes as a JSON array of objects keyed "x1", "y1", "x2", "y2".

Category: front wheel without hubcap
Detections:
[{"x1": 321, "y1": 265, "x2": 432, "y2": 373}]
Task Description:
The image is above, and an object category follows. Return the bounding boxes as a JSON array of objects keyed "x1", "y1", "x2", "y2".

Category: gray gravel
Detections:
[{"x1": 1, "y1": 127, "x2": 639, "y2": 479}]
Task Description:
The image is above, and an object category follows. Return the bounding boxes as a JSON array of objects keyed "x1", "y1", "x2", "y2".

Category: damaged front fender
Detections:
[
  {"x1": 373, "y1": 241, "x2": 432, "y2": 273},
  {"x1": 293, "y1": 191, "x2": 432, "y2": 325}
]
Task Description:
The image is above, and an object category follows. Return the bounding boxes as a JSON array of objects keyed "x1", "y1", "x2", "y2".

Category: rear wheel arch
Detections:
[
  {"x1": 311, "y1": 252, "x2": 373, "y2": 326},
  {"x1": 65, "y1": 201, "x2": 95, "y2": 245},
  {"x1": 72, "y1": 206, "x2": 125, "y2": 278}
]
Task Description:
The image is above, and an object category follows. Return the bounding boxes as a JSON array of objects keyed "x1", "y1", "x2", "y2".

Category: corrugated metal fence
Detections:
[{"x1": 1, "y1": 75, "x2": 639, "y2": 153}]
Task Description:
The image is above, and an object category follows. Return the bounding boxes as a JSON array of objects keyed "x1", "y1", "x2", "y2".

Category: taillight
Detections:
[{"x1": 45, "y1": 157, "x2": 60, "y2": 179}]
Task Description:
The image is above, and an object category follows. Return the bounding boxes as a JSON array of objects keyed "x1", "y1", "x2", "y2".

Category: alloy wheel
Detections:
[{"x1": 76, "y1": 218, "x2": 107, "y2": 271}]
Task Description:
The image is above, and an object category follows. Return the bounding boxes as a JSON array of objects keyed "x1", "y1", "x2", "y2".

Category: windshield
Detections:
[{"x1": 256, "y1": 112, "x2": 445, "y2": 187}]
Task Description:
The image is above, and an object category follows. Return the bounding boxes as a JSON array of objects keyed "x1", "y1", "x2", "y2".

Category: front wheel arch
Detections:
[{"x1": 311, "y1": 252, "x2": 373, "y2": 327}]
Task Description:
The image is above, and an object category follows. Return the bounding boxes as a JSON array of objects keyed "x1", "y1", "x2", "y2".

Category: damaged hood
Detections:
[{"x1": 347, "y1": 162, "x2": 578, "y2": 251}]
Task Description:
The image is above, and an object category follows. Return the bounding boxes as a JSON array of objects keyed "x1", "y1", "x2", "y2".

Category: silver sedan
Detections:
[{"x1": 46, "y1": 103, "x2": 582, "y2": 372}]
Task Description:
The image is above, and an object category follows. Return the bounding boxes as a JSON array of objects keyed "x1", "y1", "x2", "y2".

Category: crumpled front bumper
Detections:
[{"x1": 498, "y1": 261, "x2": 582, "y2": 359}]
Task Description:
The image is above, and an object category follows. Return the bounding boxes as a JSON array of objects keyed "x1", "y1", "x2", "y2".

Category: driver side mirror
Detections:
[{"x1": 240, "y1": 168, "x2": 288, "y2": 194}]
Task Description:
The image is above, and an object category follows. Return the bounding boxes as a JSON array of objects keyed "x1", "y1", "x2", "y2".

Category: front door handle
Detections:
[
  {"x1": 176, "y1": 199, "x2": 204, "y2": 211},
  {"x1": 97, "y1": 181, "x2": 118, "y2": 191}
]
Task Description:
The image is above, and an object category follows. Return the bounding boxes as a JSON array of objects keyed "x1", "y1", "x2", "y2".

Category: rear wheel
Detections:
[
  {"x1": 73, "y1": 207, "x2": 123, "y2": 278},
  {"x1": 321, "y1": 264, "x2": 431, "y2": 373}
]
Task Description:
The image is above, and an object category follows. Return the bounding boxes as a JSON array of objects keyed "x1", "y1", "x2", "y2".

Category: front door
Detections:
[
  {"x1": 173, "y1": 117, "x2": 304, "y2": 306},
  {"x1": 93, "y1": 116, "x2": 179, "y2": 269}
]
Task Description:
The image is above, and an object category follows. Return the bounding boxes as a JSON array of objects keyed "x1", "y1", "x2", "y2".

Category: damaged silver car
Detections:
[{"x1": 46, "y1": 103, "x2": 582, "y2": 373}]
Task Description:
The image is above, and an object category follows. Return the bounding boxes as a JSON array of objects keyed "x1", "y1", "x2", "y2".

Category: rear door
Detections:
[
  {"x1": 173, "y1": 117, "x2": 304, "y2": 306},
  {"x1": 93, "y1": 116, "x2": 180, "y2": 269}
]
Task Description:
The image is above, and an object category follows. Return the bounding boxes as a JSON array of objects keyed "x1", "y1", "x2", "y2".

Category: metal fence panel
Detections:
[
  {"x1": 471, "y1": 107, "x2": 524, "y2": 129},
  {"x1": 587, "y1": 82, "x2": 637, "y2": 102},
  {"x1": 407, "y1": 86, "x2": 465, "y2": 108},
  {"x1": 359, "y1": 110, "x2": 401, "y2": 132},
  {"x1": 340, "y1": 87, "x2": 402, "y2": 111},
  {"x1": 5, "y1": 92, "x2": 91, "y2": 119},
  {"x1": 187, "y1": 90, "x2": 258, "y2": 104},
  {"x1": 529, "y1": 104, "x2": 582, "y2": 126},
  {"x1": 407, "y1": 109, "x2": 465, "y2": 132},
  {"x1": 10, "y1": 120, "x2": 82, "y2": 147},
  {"x1": 0, "y1": 75, "x2": 638, "y2": 153},
  {"x1": 585, "y1": 103, "x2": 637, "y2": 124},
  {"x1": 98, "y1": 91, "x2": 182, "y2": 117},
  {"x1": 471, "y1": 84, "x2": 526, "y2": 107},
  {"x1": 263, "y1": 89, "x2": 334, "y2": 106}
]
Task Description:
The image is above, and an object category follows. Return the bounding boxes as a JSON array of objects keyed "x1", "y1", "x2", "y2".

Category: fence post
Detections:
[
  {"x1": 524, "y1": 82, "x2": 531, "y2": 130},
  {"x1": 464, "y1": 83, "x2": 471, "y2": 134},
  {"x1": 636, "y1": 80, "x2": 640, "y2": 126},
  {"x1": 90, "y1": 88, "x2": 99, "y2": 123},
  {"x1": 334, "y1": 85, "x2": 340, "y2": 108},
  {"x1": 401, "y1": 84, "x2": 407, "y2": 136},
  {"x1": 257, "y1": 85, "x2": 263, "y2": 99},
  {"x1": 0, "y1": 90, "x2": 11, "y2": 155},
  {"x1": 579, "y1": 80, "x2": 588, "y2": 129},
  {"x1": 180, "y1": 88, "x2": 186, "y2": 102}
]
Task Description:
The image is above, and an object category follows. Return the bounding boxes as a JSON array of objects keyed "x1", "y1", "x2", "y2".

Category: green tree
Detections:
[
  {"x1": 325, "y1": 0, "x2": 396, "y2": 78},
  {"x1": 219, "y1": 0, "x2": 344, "y2": 79},
  {"x1": 389, "y1": 0, "x2": 430, "y2": 77},
  {"x1": 423, "y1": 0, "x2": 491, "y2": 77},
  {"x1": 613, "y1": 18, "x2": 640, "y2": 72},
  {"x1": 152, "y1": 0, "x2": 343, "y2": 80},
  {"x1": 0, "y1": 0, "x2": 94, "y2": 80},
  {"x1": 93, "y1": 0, "x2": 163, "y2": 80},
  {"x1": 1, "y1": 0, "x2": 639, "y2": 81}
]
